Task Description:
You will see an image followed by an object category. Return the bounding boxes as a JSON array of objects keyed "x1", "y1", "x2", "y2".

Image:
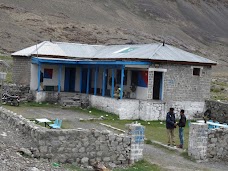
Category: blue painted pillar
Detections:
[
  {"x1": 37, "y1": 63, "x2": 41, "y2": 92},
  {"x1": 102, "y1": 68, "x2": 106, "y2": 96},
  {"x1": 160, "y1": 73, "x2": 163, "y2": 100},
  {"x1": 111, "y1": 68, "x2": 115, "y2": 98},
  {"x1": 58, "y1": 64, "x2": 62, "y2": 92},
  {"x1": 120, "y1": 66, "x2": 125, "y2": 99},
  {"x1": 94, "y1": 67, "x2": 98, "y2": 95},
  {"x1": 80, "y1": 67, "x2": 83, "y2": 93},
  {"x1": 86, "y1": 67, "x2": 90, "y2": 94}
]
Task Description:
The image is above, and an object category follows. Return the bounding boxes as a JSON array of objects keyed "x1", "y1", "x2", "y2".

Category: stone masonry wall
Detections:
[
  {"x1": 207, "y1": 128, "x2": 228, "y2": 161},
  {"x1": 161, "y1": 64, "x2": 212, "y2": 102},
  {"x1": 205, "y1": 100, "x2": 228, "y2": 123},
  {"x1": 188, "y1": 123, "x2": 228, "y2": 162},
  {"x1": 13, "y1": 56, "x2": 31, "y2": 85},
  {"x1": 0, "y1": 107, "x2": 143, "y2": 167}
]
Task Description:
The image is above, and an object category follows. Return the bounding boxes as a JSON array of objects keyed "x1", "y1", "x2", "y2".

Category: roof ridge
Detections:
[
  {"x1": 149, "y1": 43, "x2": 163, "y2": 59},
  {"x1": 30, "y1": 41, "x2": 49, "y2": 56}
]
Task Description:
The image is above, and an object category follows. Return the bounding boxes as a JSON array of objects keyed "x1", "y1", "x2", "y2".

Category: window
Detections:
[
  {"x1": 193, "y1": 68, "x2": 201, "y2": 76},
  {"x1": 44, "y1": 68, "x2": 53, "y2": 79}
]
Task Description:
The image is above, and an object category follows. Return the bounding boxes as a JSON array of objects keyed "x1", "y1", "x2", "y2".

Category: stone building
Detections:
[{"x1": 11, "y1": 41, "x2": 216, "y2": 120}]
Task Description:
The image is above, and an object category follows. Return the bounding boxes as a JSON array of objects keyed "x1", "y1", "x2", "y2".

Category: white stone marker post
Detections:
[
  {"x1": 188, "y1": 122, "x2": 208, "y2": 161},
  {"x1": 126, "y1": 122, "x2": 145, "y2": 164}
]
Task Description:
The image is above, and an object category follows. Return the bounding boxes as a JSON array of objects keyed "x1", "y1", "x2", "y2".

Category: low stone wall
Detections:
[
  {"x1": 90, "y1": 95, "x2": 140, "y2": 120},
  {"x1": 188, "y1": 123, "x2": 228, "y2": 162},
  {"x1": 207, "y1": 128, "x2": 228, "y2": 161},
  {"x1": 90, "y1": 95, "x2": 204, "y2": 120},
  {"x1": 167, "y1": 101, "x2": 205, "y2": 120},
  {"x1": 205, "y1": 100, "x2": 228, "y2": 123},
  {"x1": 0, "y1": 107, "x2": 144, "y2": 167}
]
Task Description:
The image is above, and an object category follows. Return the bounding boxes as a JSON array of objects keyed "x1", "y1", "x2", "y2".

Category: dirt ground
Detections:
[
  {"x1": 4, "y1": 105, "x2": 110, "y2": 131},
  {"x1": 2, "y1": 105, "x2": 227, "y2": 171}
]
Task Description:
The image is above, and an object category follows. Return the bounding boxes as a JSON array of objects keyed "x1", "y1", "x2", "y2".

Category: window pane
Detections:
[{"x1": 193, "y1": 68, "x2": 200, "y2": 76}]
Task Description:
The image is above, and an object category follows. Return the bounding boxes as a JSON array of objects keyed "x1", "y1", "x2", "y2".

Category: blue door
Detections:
[
  {"x1": 64, "y1": 67, "x2": 76, "y2": 92},
  {"x1": 81, "y1": 68, "x2": 88, "y2": 93}
]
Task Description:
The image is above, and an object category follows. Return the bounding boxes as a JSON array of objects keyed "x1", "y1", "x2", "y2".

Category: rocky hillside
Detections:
[{"x1": 0, "y1": 0, "x2": 227, "y2": 76}]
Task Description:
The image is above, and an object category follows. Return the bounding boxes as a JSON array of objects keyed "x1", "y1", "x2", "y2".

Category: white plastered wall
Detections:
[
  {"x1": 30, "y1": 64, "x2": 71, "y2": 92},
  {"x1": 30, "y1": 64, "x2": 38, "y2": 90}
]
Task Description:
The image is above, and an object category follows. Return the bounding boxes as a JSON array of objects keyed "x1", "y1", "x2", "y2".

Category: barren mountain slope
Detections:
[{"x1": 0, "y1": 0, "x2": 227, "y2": 75}]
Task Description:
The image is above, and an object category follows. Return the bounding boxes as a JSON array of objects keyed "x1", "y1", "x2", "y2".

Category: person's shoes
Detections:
[{"x1": 177, "y1": 144, "x2": 183, "y2": 149}]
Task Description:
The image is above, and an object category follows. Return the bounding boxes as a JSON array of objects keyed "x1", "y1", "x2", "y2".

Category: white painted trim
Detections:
[
  {"x1": 148, "y1": 68, "x2": 167, "y2": 72},
  {"x1": 191, "y1": 66, "x2": 203, "y2": 69},
  {"x1": 191, "y1": 66, "x2": 203, "y2": 77},
  {"x1": 161, "y1": 72, "x2": 165, "y2": 101}
]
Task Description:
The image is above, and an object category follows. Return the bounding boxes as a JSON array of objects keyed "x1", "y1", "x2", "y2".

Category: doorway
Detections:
[
  {"x1": 81, "y1": 68, "x2": 93, "y2": 93},
  {"x1": 153, "y1": 71, "x2": 163, "y2": 100},
  {"x1": 64, "y1": 67, "x2": 76, "y2": 92}
]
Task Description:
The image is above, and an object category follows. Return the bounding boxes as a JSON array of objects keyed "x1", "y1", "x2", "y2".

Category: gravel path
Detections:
[{"x1": 143, "y1": 143, "x2": 228, "y2": 171}]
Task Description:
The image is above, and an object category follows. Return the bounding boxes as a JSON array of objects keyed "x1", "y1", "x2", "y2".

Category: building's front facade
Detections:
[{"x1": 12, "y1": 41, "x2": 216, "y2": 120}]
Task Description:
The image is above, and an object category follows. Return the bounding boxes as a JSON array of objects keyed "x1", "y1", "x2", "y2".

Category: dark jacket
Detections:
[
  {"x1": 177, "y1": 114, "x2": 186, "y2": 127},
  {"x1": 166, "y1": 112, "x2": 176, "y2": 129}
]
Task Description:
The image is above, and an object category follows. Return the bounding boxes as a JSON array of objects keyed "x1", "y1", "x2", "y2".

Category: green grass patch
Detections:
[
  {"x1": 210, "y1": 87, "x2": 221, "y2": 93},
  {"x1": 65, "y1": 106, "x2": 119, "y2": 120},
  {"x1": 63, "y1": 163, "x2": 81, "y2": 170},
  {"x1": 180, "y1": 151, "x2": 195, "y2": 162},
  {"x1": 212, "y1": 81, "x2": 228, "y2": 87},
  {"x1": 21, "y1": 101, "x2": 60, "y2": 108},
  {"x1": 86, "y1": 118, "x2": 190, "y2": 149},
  {"x1": 63, "y1": 160, "x2": 162, "y2": 171},
  {"x1": 0, "y1": 55, "x2": 12, "y2": 60},
  {"x1": 114, "y1": 160, "x2": 162, "y2": 171}
]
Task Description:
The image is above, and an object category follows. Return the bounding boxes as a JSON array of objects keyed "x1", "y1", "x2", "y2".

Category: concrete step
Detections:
[{"x1": 61, "y1": 99, "x2": 81, "y2": 107}]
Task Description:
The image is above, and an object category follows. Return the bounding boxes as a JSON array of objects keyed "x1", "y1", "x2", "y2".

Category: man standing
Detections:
[
  {"x1": 166, "y1": 108, "x2": 176, "y2": 146},
  {"x1": 177, "y1": 109, "x2": 186, "y2": 149}
]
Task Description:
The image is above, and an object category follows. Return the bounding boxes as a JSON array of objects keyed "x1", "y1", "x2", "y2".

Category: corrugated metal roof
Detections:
[
  {"x1": 12, "y1": 41, "x2": 216, "y2": 65},
  {"x1": 12, "y1": 41, "x2": 104, "y2": 58}
]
